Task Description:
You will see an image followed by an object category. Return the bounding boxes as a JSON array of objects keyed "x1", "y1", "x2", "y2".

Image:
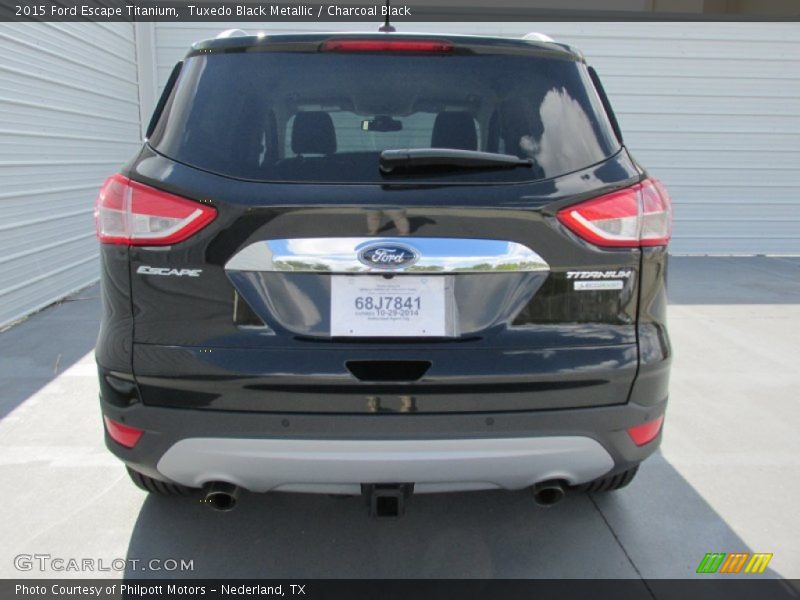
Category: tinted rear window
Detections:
[{"x1": 150, "y1": 49, "x2": 620, "y2": 184}]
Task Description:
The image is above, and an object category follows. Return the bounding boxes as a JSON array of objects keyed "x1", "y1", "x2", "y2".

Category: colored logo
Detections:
[
  {"x1": 696, "y1": 552, "x2": 773, "y2": 574},
  {"x1": 357, "y1": 243, "x2": 419, "y2": 270}
]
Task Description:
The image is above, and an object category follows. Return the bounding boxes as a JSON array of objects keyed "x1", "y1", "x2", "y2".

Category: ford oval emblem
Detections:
[{"x1": 357, "y1": 242, "x2": 419, "y2": 270}]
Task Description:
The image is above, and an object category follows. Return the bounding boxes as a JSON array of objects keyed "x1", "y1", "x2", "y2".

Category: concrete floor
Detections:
[{"x1": 0, "y1": 257, "x2": 798, "y2": 580}]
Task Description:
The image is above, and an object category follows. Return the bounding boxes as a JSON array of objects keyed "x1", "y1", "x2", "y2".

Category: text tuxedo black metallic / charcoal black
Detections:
[{"x1": 94, "y1": 31, "x2": 672, "y2": 514}]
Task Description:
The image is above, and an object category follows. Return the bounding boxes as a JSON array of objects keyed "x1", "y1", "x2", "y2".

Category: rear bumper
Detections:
[
  {"x1": 131, "y1": 341, "x2": 641, "y2": 413},
  {"x1": 100, "y1": 392, "x2": 667, "y2": 494},
  {"x1": 157, "y1": 436, "x2": 614, "y2": 494}
]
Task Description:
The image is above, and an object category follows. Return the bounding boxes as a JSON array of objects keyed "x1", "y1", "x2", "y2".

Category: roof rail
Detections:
[
  {"x1": 522, "y1": 32, "x2": 554, "y2": 43},
  {"x1": 217, "y1": 29, "x2": 248, "y2": 39}
]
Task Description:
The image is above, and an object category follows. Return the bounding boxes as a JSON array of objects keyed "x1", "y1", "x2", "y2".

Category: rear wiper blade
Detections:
[{"x1": 380, "y1": 148, "x2": 533, "y2": 174}]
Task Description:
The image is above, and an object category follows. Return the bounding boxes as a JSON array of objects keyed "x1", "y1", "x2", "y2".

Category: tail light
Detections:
[
  {"x1": 95, "y1": 174, "x2": 216, "y2": 246},
  {"x1": 557, "y1": 179, "x2": 672, "y2": 248},
  {"x1": 321, "y1": 39, "x2": 453, "y2": 53},
  {"x1": 627, "y1": 415, "x2": 664, "y2": 447},
  {"x1": 103, "y1": 416, "x2": 144, "y2": 449}
]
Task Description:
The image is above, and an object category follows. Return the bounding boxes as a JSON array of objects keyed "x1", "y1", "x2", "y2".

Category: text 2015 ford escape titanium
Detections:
[{"x1": 95, "y1": 31, "x2": 672, "y2": 515}]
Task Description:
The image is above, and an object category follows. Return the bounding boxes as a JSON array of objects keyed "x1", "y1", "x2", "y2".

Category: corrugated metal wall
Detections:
[
  {"x1": 152, "y1": 21, "x2": 800, "y2": 256},
  {"x1": 0, "y1": 23, "x2": 141, "y2": 329}
]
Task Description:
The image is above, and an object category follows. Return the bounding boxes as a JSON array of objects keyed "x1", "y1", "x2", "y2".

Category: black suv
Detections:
[{"x1": 95, "y1": 32, "x2": 672, "y2": 515}]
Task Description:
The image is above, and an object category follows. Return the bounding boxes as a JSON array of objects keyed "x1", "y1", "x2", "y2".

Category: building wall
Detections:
[
  {"x1": 152, "y1": 21, "x2": 800, "y2": 255},
  {"x1": 0, "y1": 23, "x2": 142, "y2": 328}
]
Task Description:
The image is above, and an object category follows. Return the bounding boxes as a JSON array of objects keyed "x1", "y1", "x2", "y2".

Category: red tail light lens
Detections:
[
  {"x1": 557, "y1": 179, "x2": 672, "y2": 248},
  {"x1": 103, "y1": 416, "x2": 144, "y2": 449},
  {"x1": 95, "y1": 174, "x2": 216, "y2": 246},
  {"x1": 627, "y1": 415, "x2": 664, "y2": 447},
  {"x1": 640, "y1": 179, "x2": 673, "y2": 246},
  {"x1": 321, "y1": 39, "x2": 453, "y2": 53}
]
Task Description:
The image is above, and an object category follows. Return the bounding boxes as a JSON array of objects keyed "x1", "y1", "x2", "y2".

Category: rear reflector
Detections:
[
  {"x1": 557, "y1": 179, "x2": 672, "y2": 248},
  {"x1": 103, "y1": 416, "x2": 144, "y2": 449},
  {"x1": 95, "y1": 174, "x2": 216, "y2": 246},
  {"x1": 321, "y1": 39, "x2": 453, "y2": 53},
  {"x1": 627, "y1": 415, "x2": 664, "y2": 447}
]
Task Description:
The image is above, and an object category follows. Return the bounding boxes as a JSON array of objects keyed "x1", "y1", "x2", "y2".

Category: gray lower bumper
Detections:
[{"x1": 156, "y1": 436, "x2": 614, "y2": 494}]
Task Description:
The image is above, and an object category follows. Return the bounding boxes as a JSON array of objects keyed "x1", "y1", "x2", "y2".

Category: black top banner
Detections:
[{"x1": 1, "y1": 0, "x2": 799, "y2": 22}]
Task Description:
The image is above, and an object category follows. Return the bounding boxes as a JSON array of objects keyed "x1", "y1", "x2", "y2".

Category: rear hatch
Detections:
[{"x1": 120, "y1": 34, "x2": 652, "y2": 414}]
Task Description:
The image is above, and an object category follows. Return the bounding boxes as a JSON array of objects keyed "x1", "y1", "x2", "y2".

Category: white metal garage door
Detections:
[
  {"x1": 150, "y1": 21, "x2": 800, "y2": 256},
  {"x1": 0, "y1": 23, "x2": 141, "y2": 329}
]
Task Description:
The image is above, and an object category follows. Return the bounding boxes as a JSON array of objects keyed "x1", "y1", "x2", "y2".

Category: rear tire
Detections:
[
  {"x1": 126, "y1": 466, "x2": 194, "y2": 496},
  {"x1": 574, "y1": 465, "x2": 638, "y2": 493}
]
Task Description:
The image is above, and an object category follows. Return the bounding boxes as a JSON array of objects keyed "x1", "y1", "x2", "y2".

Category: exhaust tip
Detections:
[
  {"x1": 532, "y1": 481, "x2": 566, "y2": 507},
  {"x1": 202, "y1": 482, "x2": 240, "y2": 512}
]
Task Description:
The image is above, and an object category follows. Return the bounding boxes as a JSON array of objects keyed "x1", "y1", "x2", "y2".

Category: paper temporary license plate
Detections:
[{"x1": 330, "y1": 275, "x2": 447, "y2": 337}]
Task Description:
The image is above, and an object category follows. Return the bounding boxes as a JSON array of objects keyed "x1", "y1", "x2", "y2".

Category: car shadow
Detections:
[
  {"x1": 0, "y1": 283, "x2": 100, "y2": 420},
  {"x1": 123, "y1": 451, "x2": 784, "y2": 581}
]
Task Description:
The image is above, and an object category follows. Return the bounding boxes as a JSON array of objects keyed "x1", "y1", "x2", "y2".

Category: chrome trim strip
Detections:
[{"x1": 225, "y1": 237, "x2": 549, "y2": 273}]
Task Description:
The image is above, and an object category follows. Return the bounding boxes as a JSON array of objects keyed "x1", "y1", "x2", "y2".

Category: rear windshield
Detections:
[{"x1": 150, "y1": 49, "x2": 620, "y2": 184}]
